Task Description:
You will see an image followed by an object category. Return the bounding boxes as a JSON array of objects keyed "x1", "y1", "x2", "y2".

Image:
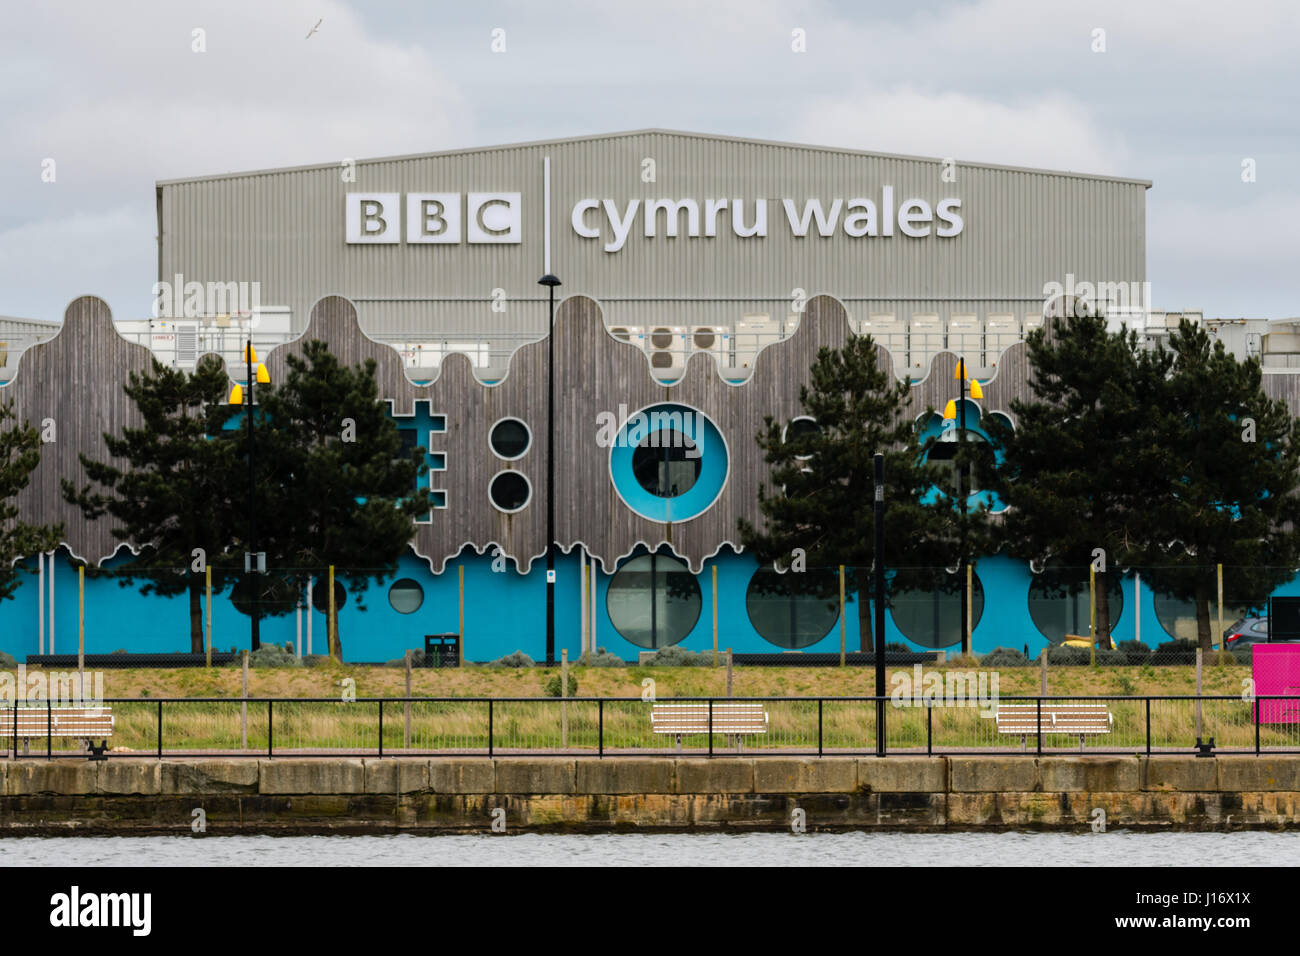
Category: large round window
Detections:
[
  {"x1": 609, "y1": 404, "x2": 728, "y2": 523},
  {"x1": 783, "y1": 417, "x2": 821, "y2": 460},
  {"x1": 632, "y1": 431, "x2": 701, "y2": 497},
  {"x1": 890, "y1": 573, "x2": 985, "y2": 649},
  {"x1": 1028, "y1": 564, "x2": 1124, "y2": 644},
  {"x1": 490, "y1": 418, "x2": 530, "y2": 459},
  {"x1": 311, "y1": 579, "x2": 348, "y2": 613},
  {"x1": 745, "y1": 568, "x2": 839, "y2": 649},
  {"x1": 606, "y1": 553, "x2": 701, "y2": 649},
  {"x1": 489, "y1": 471, "x2": 530, "y2": 512},
  {"x1": 388, "y1": 578, "x2": 425, "y2": 614},
  {"x1": 1154, "y1": 592, "x2": 1248, "y2": 642}
]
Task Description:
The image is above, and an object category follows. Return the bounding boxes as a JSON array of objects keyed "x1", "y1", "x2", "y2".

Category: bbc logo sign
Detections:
[{"x1": 345, "y1": 193, "x2": 521, "y2": 244}]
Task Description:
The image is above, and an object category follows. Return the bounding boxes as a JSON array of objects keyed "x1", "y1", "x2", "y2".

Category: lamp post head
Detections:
[
  {"x1": 537, "y1": 274, "x2": 562, "y2": 288},
  {"x1": 228, "y1": 383, "x2": 244, "y2": 405}
]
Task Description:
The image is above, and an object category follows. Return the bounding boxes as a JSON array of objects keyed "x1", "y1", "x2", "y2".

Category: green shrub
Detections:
[
  {"x1": 302, "y1": 655, "x2": 330, "y2": 668},
  {"x1": 543, "y1": 673, "x2": 579, "y2": 697},
  {"x1": 885, "y1": 642, "x2": 910, "y2": 654},
  {"x1": 1116, "y1": 640, "x2": 1151, "y2": 665},
  {"x1": 492, "y1": 650, "x2": 535, "y2": 668},
  {"x1": 1046, "y1": 644, "x2": 1093, "y2": 666},
  {"x1": 980, "y1": 647, "x2": 1031, "y2": 667},
  {"x1": 646, "y1": 646, "x2": 711, "y2": 666},
  {"x1": 0, "y1": 650, "x2": 16, "y2": 669},
  {"x1": 1232, "y1": 647, "x2": 1254, "y2": 665},
  {"x1": 248, "y1": 645, "x2": 300, "y2": 668},
  {"x1": 1153, "y1": 639, "x2": 1198, "y2": 665},
  {"x1": 578, "y1": 649, "x2": 625, "y2": 667},
  {"x1": 1094, "y1": 648, "x2": 1128, "y2": 666}
]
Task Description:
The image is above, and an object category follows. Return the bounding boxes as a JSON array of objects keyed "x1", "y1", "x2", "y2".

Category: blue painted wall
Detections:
[{"x1": 1, "y1": 546, "x2": 1293, "y2": 663}]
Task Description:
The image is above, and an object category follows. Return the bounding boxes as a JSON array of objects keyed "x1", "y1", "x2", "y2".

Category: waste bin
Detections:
[{"x1": 424, "y1": 633, "x2": 461, "y2": 668}]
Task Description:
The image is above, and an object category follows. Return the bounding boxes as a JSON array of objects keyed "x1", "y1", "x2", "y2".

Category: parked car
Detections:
[{"x1": 1222, "y1": 617, "x2": 1300, "y2": 646}]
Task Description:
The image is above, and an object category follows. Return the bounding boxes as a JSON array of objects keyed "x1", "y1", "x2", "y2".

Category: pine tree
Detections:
[
  {"x1": 0, "y1": 401, "x2": 63, "y2": 602},
  {"x1": 1135, "y1": 322, "x2": 1300, "y2": 649},
  {"x1": 248, "y1": 341, "x2": 429, "y2": 659},
  {"x1": 63, "y1": 356, "x2": 241, "y2": 652},
  {"x1": 738, "y1": 335, "x2": 971, "y2": 651},
  {"x1": 980, "y1": 314, "x2": 1171, "y2": 647}
]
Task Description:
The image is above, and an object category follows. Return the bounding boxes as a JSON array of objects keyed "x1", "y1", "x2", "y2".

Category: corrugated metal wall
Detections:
[{"x1": 157, "y1": 130, "x2": 1148, "y2": 378}]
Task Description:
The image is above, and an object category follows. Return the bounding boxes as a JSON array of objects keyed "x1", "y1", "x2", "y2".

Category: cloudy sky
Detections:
[{"x1": 1, "y1": 0, "x2": 1295, "y2": 321}]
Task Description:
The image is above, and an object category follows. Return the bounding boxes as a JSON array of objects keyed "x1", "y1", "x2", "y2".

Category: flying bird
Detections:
[{"x1": 306, "y1": 19, "x2": 322, "y2": 39}]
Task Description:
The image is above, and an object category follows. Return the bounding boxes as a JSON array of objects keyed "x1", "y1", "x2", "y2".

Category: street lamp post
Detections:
[
  {"x1": 538, "y1": 274, "x2": 562, "y2": 665},
  {"x1": 873, "y1": 452, "x2": 886, "y2": 757},
  {"x1": 946, "y1": 360, "x2": 983, "y2": 657},
  {"x1": 230, "y1": 340, "x2": 269, "y2": 652}
]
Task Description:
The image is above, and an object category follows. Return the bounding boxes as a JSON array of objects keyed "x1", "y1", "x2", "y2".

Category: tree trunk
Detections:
[
  {"x1": 1095, "y1": 573, "x2": 1113, "y2": 649},
  {"x1": 857, "y1": 585, "x2": 873, "y2": 653},
  {"x1": 189, "y1": 575, "x2": 204, "y2": 654},
  {"x1": 1195, "y1": 579, "x2": 1213, "y2": 652}
]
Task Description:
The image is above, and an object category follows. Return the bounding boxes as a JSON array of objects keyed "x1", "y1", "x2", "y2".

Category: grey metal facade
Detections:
[{"x1": 156, "y1": 130, "x2": 1149, "y2": 379}]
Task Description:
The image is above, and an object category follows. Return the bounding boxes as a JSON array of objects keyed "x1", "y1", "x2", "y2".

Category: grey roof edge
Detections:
[
  {"x1": 155, "y1": 128, "x2": 1154, "y2": 189},
  {"x1": 0, "y1": 314, "x2": 63, "y2": 327}
]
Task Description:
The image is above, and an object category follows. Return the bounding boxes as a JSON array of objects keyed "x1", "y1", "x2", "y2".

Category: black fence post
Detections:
[
  {"x1": 598, "y1": 698, "x2": 604, "y2": 758},
  {"x1": 267, "y1": 700, "x2": 273, "y2": 759},
  {"x1": 12, "y1": 701, "x2": 17, "y2": 760},
  {"x1": 927, "y1": 703, "x2": 933, "y2": 757},
  {"x1": 47, "y1": 700, "x2": 52, "y2": 760},
  {"x1": 156, "y1": 700, "x2": 162, "y2": 760},
  {"x1": 1035, "y1": 697, "x2": 1042, "y2": 756},
  {"x1": 1146, "y1": 698, "x2": 1152, "y2": 756},
  {"x1": 818, "y1": 699, "x2": 823, "y2": 757},
  {"x1": 487, "y1": 699, "x2": 493, "y2": 757},
  {"x1": 377, "y1": 699, "x2": 383, "y2": 758},
  {"x1": 1253, "y1": 697, "x2": 1263, "y2": 759},
  {"x1": 708, "y1": 699, "x2": 713, "y2": 758}
]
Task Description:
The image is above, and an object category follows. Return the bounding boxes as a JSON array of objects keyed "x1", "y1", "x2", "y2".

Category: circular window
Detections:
[
  {"x1": 746, "y1": 568, "x2": 839, "y2": 649},
  {"x1": 388, "y1": 578, "x2": 424, "y2": 614},
  {"x1": 784, "y1": 417, "x2": 821, "y2": 460},
  {"x1": 230, "y1": 576, "x2": 299, "y2": 617},
  {"x1": 489, "y1": 471, "x2": 531, "y2": 512},
  {"x1": 632, "y1": 431, "x2": 701, "y2": 497},
  {"x1": 1028, "y1": 565, "x2": 1124, "y2": 644},
  {"x1": 609, "y1": 404, "x2": 728, "y2": 523},
  {"x1": 890, "y1": 573, "x2": 985, "y2": 649},
  {"x1": 310, "y1": 579, "x2": 348, "y2": 614},
  {"x1": 1154, "y1": 592, "x2": 1248, "y2": 642},
  {"x1": 606, "y1": 553, "x2": 702, "y2": 649},
  {"x1": 489, "y1": 418, "x2": 530, "y2": 459}
]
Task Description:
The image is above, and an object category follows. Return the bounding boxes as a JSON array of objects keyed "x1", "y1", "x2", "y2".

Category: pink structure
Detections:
[{"x1": 1252, "y1": 644, "x2": 1300, "y2": 724}]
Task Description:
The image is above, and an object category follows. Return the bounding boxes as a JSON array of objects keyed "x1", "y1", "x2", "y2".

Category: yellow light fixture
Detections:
[
  {"x1": 255, "y1": 362, "x2": 270, "y2": 384},
  {"x1": 942, "y1": 399, "x2": 957, "y2": 420},
  {"x1": 954, "y1": 359, "x2": 965, "y2": 379},
  {"x1": 969, "y1": 378, "x2": 984, "y2": 400},
  {"x1": 245, "y1": 343, "x2": 260, "y2": 364},
  {"x1": 228, "y1": 383, "x2": 244, "y2": 405}
]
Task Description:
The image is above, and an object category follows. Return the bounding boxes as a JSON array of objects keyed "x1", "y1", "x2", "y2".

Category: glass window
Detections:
[
  {"x1": 606, "y1": 553, "x2": 701, "y2": 649},
  {"x1": 489, "y1": 471, "x2": 530, "y2": 512},
  {"x1": 784, "y1": 417, "x2": 820, "y2": 460},
  {"x1": 926, "y1": 430, "x2": 987, "y2": 496},
  {"x1": 631, "y1": 431, "x2": 701, "y2": 497},
  {"x1": 890, "y1": 573, "x2": 985, "y2": 649},
  {"x1": 490, "y1": 419, "x2": 530, "y2": 459},
  {"x1": 1153, "y1": 593, "x2": 1248, "y2": 641},
  {"x1": 388, "y1": 578, "x2": 424, "y2": 614},
  {"x1": 745, "y1": 568, "x2": 839, "y2": 649},
  {"x1": 1027, "y1": 565, "x2": 1124, "y2": 644},
  {"x1": 311, "y1": 579, "x2": 347, "y2": 613}
]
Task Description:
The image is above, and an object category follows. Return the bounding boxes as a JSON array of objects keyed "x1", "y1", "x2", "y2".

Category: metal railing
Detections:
[{"x1": 6, "y1": 694, "x2": 1300, "y2": 759}]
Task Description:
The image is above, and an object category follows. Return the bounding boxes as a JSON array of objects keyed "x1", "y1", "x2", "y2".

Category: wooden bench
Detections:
[
  {"x1": 993, "y1": 703, "x2": 1112, "y2": 750},
  {"x1": 651, "y1": 703, "x2": 768, "y2": 752},
  {"x1": 0, "y1": 706, "x2": 114, "y2": 759}
]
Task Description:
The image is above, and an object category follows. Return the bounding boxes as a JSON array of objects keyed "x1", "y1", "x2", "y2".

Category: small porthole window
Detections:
[
  {"x1": 490, "y1": 471, "x2": 531, "y2": 512},
  {"x1": 783, "y1": 417, "x2": 821, "y2": 461},
  {"x1": 490, "y1": 418, "x2": 530, "y2": 459},
  {"x1": 388, "y1": 578, "x2": 424, "y2": 614}
]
